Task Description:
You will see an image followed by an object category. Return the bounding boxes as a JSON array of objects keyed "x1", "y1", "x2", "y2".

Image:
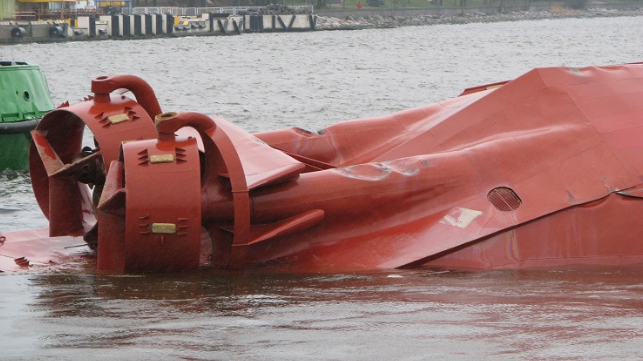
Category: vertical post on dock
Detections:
[
  {"x1": 89, "y1": 16, "x2": 96, "y2": 37},
  {"x1": 123, "y1": 15, "x2": 131, "y2": 36},
  {"x1": 156, "y1": 14, "x2": 163, "y2": 35},
  {"x1": 145, "y1": 14, "x2": 153, "y2": 35},
  {"x1": 309, "y1": 14, "x2": 316, "y2": 30},
  {"x1": 134, "y1": 14, "x2": 142, "y2": 35},
  {"x1": 111, "y1": 15, "x2": 120, "y2": 36},
  {"x1": 166, "y1": 13, "x2": 174, "y2": 34}
]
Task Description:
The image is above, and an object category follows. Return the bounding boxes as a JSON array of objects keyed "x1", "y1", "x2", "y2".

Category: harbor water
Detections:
[{"x1": 1, "y1": 16, "x2": 643, "y2": 360}]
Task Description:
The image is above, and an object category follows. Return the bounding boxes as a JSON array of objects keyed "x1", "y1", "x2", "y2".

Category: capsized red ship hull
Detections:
[{"x1": 2, "y1": 63, "x2": 643, "y2": 273}]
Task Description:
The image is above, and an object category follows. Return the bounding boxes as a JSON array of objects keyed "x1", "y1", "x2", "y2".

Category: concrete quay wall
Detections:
[
  {"x1": 0, "y1": 13, "x2": 317, "y2": 44},
  {"x1": 0, "y1": 20, "x2": 71, "y2": 43}
]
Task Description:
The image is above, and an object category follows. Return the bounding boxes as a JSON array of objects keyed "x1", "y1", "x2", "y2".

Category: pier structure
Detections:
[{"x1": 0, "y1": 10, "x2": 317, "y2": 43}]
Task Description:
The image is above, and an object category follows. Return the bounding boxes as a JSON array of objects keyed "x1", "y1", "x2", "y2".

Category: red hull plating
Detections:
[{"x1": 2, "y1": 64, "x2": 643, "y2": 272}]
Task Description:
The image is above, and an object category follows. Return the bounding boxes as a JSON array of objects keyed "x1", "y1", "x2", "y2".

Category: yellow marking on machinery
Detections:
[
  {"x1": 151, "y1": 223, "x2": 177, "y2": 234},
  {"x1": 150, "y1": 154, "x2": 175, "y2": 163},
  {"x1": 108, "y1": 114, "x2": 130, "y2": 124}
]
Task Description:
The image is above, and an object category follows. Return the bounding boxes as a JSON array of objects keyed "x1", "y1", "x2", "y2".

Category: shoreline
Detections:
[
  {"x1": 1, "y1": 6, "x2": 641, "y2": 45},
  {"x1": 314, "y1": 7, "x2": 643, "y2": 30}
]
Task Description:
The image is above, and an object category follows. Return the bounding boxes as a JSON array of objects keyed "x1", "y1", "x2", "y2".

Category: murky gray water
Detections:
[
  {"x1": 2, "y1": 16, "x2": 643, "y2": 360},
  {"x1": 3, "y1": 268, "x2": 643, "y2": 360}
]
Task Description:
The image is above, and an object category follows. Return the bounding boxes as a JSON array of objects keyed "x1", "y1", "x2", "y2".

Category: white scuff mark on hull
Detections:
[{"x1": 440, "y1": 207, "x2": 482, "y2": 228}]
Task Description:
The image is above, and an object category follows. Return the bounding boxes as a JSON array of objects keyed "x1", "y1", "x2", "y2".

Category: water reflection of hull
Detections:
[{"x1": 3, "y1": 63, "x2": 643, "y2": 273}]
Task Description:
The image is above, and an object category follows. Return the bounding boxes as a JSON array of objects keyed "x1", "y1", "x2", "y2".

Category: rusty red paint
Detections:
[
  {"x1": 31, "y1": 130, "x2": 57, "y2": 161},
  {"x1": 3, "y1": 63, "x2": 643, "y2": 273}
]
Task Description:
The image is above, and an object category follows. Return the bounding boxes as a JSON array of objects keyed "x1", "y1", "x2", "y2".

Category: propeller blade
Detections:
[
  {"x1": 48, "y1": 177, "x2": 85, "y2": 237},
  {"x1": 49, "y1": 151, "x2": 102, "y2": 179},
  {"x1": 30, "y1": 130, "x2": 64, "y2": 176}
]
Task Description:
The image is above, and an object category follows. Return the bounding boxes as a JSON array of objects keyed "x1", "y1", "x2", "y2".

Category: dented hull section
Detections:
[{"x1": 3, "y1": 63, "x2": 643, "y2": 273}]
